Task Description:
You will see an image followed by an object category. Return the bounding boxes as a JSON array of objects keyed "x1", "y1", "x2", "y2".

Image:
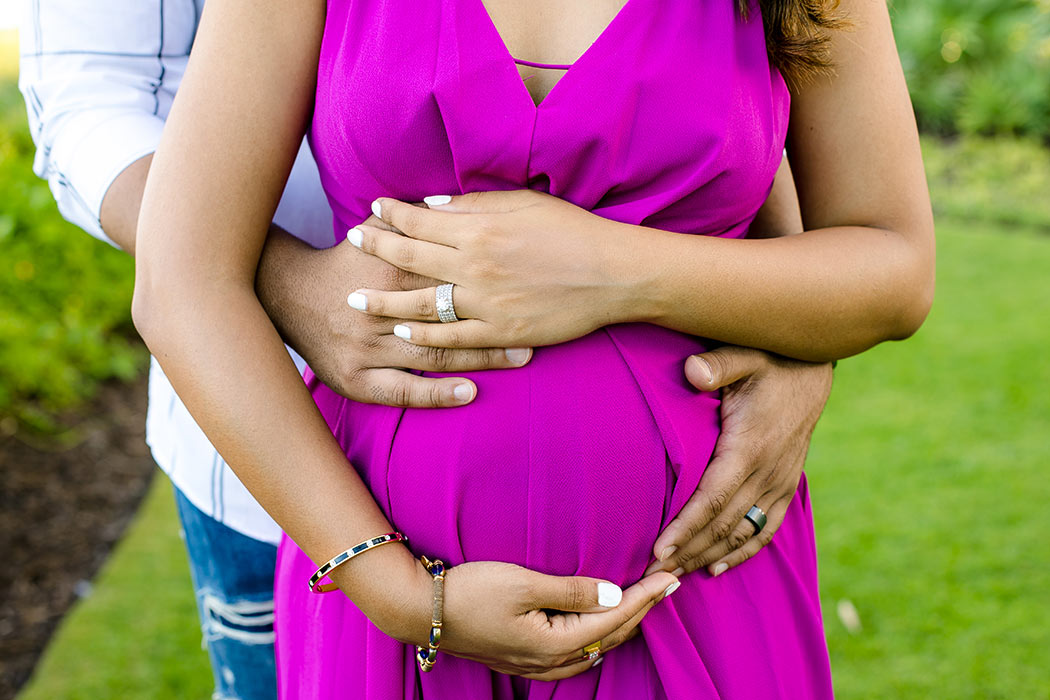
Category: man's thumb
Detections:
[{"x1": 686, "y1": 347, "x2": 765, "y2": 391}]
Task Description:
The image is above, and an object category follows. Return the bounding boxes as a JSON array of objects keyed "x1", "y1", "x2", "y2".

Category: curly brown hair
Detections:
[{"x1": 740, "y1": 0, "x2": 846, "y2": 89}]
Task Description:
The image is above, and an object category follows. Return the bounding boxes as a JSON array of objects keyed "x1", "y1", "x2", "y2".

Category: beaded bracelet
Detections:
[
  {"x1": 416, "y1": 555, "x2": 445, "y2": 672},
  {"x1": 308, "y1": 532, "x2": 407, "y2": 593}
]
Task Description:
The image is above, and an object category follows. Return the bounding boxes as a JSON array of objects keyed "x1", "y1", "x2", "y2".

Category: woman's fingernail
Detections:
[
  {"x1": 671, "y1": 567, "x2": 685, "y2": 578},
  {"x1": 371, "y1": 199, "x2": 382, "y2": 218},
  {"x1": 453, "y1": 383, "x2": 475, "y2": 403},
  {"x1": 393, "y1": 324, "x2": 412, "y2": 340},
  {"x1": 597, "y1": 582, "x2": 623, "y2": 608},
  {"x1": 347, "y1": 227, "x2": 363, "y2": 248},
  {"x1": 658, "y1": 545, "x2": 677, "y2": 562},
  {"x1": 662, "y1": 580, "x2": 681, "y2": 598},
  {"x1": 591, "y1": 656, "x2": 604, "y2": 668},
  {"x1": 346, "y1": 292, "x2": 368, "y2": 311},
  {"x1": 712, "y1": 563, "x2": 729, "y2": 577},
  {"x1": 423, "y1": 195, "x2": 452, "y2": 207},
  {"x1": 505, "y1": 348, "x2": 531, "y2": 365}
]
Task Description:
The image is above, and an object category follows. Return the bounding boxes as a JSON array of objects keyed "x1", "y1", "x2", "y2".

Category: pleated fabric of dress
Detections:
[{"x1": 274, "y1": 0, "x2": 835, "y2": 697}]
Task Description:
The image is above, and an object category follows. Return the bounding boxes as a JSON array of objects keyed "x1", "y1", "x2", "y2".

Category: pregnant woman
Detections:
[{"x1": 133, "y1": 0, "x2": 933, "y2": 697}]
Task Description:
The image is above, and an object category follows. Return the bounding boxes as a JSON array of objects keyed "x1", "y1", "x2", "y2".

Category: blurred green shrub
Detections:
[
  {"x1": 922, "y1": 135, "x2": 1050, "y2": 230},
  {"x1": 891, "y1": 0, "x2": 1050, "y2": 138},
  {"x1": 0, "y1": 82, "x2": 144, "y2": 431}
]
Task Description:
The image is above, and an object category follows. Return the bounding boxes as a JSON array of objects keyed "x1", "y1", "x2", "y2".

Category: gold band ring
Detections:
[{"x1": 582, "y1": 641, "x2": 602, "y2": 662}]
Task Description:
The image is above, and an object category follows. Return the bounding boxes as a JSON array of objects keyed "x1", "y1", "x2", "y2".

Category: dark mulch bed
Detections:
[{"x1": 0, "y1": 375, "x2": 154, "y2": 700}]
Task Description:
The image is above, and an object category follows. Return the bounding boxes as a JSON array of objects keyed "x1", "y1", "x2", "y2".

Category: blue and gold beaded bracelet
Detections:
[{"x1": 416, "y1": 555, "x2": 445, "y2": 672}]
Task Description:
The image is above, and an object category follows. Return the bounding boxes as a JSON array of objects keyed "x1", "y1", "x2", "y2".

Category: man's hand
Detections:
[
  {"x1": 255, "y1": 216, "x2": 531, "y2": 407},
  {"x1": 98, "y1": 155, "x2": 528, "y2": 408},
  {"x1": 647, "y1": 346, "x2": 833, "y2": 577}
]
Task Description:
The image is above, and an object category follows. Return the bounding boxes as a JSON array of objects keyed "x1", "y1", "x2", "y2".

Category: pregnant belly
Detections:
[{"x1": 312, "y1": 325, "x2": 720, "y2": 585}]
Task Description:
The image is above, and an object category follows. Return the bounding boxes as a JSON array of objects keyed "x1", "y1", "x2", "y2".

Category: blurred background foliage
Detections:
[
  {"x1": 892, "y1": 0, "x2": 1050, "y2": 138},
  {"x1": 0, "y1": 81, "x2": 143, "y2": 434}
]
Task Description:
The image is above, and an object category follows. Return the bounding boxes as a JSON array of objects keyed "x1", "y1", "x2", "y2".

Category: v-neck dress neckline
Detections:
[{"x1": 470, "y1": 0, "x2": 646, "y2": 110}]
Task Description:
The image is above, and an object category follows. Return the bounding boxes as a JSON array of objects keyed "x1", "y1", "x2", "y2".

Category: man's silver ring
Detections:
[
  {"x1": 744, "y1": 505, "x2": 767, "y2": 536},
  {"x1": 435, "y1": 283, "x2": 459, "y2": 323}
]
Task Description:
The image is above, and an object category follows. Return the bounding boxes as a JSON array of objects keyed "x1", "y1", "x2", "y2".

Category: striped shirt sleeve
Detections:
[{"x1": 17, "y1": 0, "x2": 198, "y2": 247}]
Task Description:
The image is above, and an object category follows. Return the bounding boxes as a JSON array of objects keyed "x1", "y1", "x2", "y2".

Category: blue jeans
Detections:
[{"x1": 174, "y1": 487, "x2": 278, "y2": 700}]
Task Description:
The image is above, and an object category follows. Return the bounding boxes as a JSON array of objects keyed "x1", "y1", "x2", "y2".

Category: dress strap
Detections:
[{"x1": 512, "y1": 57, "x2": 573, "y2": 70}]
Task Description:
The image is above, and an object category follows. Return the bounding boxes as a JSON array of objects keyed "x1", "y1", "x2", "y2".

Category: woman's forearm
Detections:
[
  {"x1": 130, "y1": 0, "x2": 433, "y2": 643},
  {"x1": 605, "y1": 219, "x2": 933, "y2": 362},
  {"x1": 351, "y1": 0, "x2": 933, "y2": 363},
  {"x1": 353, "y1": 189, "x2": 932, "y2": 363},
  {"x1": 132, "y1": 277, "x2": 431, "y2": 641}
]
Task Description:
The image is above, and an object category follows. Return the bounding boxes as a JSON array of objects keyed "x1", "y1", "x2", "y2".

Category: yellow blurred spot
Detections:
[
  {"x1": 14, "y1": 260, "x2": 35, "y2": 281},
  {"x1": 940, "y1": 28, "x2": 965, "y2": 48},
  {"x1": 941, "y1": 41, "x2": 963, "y2": 64},
  {"x1": 1039, "y1": 38, "x2": 1050, "y2": 61},
  {"x1": 1008, "y1": 26, "x2": 1029, "y2": 53}
]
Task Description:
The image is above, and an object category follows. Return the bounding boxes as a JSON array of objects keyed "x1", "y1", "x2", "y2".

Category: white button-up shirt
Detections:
[{"x1": 18, "y1": 0, "x2": 335, "y2": 544}]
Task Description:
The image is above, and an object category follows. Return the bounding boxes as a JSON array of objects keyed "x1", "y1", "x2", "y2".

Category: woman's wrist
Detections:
[
  {"x1": 599, "y1": 219, "x2": 677, "y2": 326},
  {"x1": 326, "y1": 542, "x2": 434, "y2": 646}
]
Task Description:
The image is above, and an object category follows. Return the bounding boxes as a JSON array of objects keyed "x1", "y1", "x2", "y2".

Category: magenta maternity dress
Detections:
[{"x1": 274, "y1": 0, "x2": 834, "y2": 697}]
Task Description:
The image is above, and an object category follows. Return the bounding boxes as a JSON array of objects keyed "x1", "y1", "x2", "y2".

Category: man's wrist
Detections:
[{"x1": 254, "y1": 225, "x2": 321, "y2": 350}]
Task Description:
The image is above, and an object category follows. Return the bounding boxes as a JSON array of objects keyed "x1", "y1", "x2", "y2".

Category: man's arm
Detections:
[
  {"x1": 19, "y1": 0, "x2": 524, "y2": 408},
  {"x1": 749, "y1": 156, "x2": 802, "y2": 239},
  {"x1": 647, "y1": 160, "x2": 834, "y2": 577},
  {"x1": 98, "y1": 154, "x2": 152, "y2": 254},
  {"x1": 18, "y1": 0, "x2": 184, "y2": 249},
  {"x1": 94, "y1": 151, "x2": 527, "y2": 406}
]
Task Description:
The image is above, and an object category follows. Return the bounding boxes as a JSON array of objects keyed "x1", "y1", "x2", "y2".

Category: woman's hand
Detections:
[
  {"x1": 646, "y1": 346, "x2": 832, "y2": 578},
  {"x1": 257, "y1": 213, "x2": 532, "y2": 407},
  {"x1": 437, "y1": 562, "x2": 678, "y2": 680},
  {"x1": 346, "y1": 190, "x2": 635, "y2": 349},
  {"x1": 353, "y1": 552, "x2": 679, "y2": 680}
]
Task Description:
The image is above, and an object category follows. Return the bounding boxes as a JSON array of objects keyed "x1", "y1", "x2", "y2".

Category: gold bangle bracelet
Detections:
[
  {"x1": 308, "y1": 532, "x2": 407, "y2": 594},
  {"x1": 416, "y1": 555, "x2": 445, "y2": 672}
]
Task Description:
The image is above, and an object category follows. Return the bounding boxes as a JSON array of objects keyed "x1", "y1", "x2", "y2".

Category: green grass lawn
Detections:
[
  {"x1": 812, "y1": 219, "x2": 1050, "y2": 698},
  {"x1": 18, "y1": 218, "x2": 1050, "y2": 698},
  {"x1": 18, "y1": 478, "x2": 213, "y2": 699}
]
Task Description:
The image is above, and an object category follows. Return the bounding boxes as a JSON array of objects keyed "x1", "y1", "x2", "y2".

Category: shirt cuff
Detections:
[{"x1": 48, "y1": 109, "x2": 165, "y2": 242}]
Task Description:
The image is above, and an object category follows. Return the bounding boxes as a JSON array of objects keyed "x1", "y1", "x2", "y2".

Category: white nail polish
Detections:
[
  {"x1": 662, "y1": 580, "x2": 681, "y2": 598},
  {"x1": 597, "y1": 582, "x2": 623, "y2": 608},
  {"x1": 712, "y1": 563, "x2": 729, "y2": 577},
  {"x1": 371, "y1": 199, "x2": 382, "y2": 218},
  {"x1": 591, "y1": 656, "x2": 604, "y2": 668},
  {"x1": 347, "y1": 227, "x2": 363, "y2": 248},
  {"x1": 453, "y1": 383, "x2": 474, "y2": 402},
  {"x1": 393, "y1": 324, "x2": 412, "y2": 340},
  {"x1": 659, "y1": 545, "x2": 677, "y2": 562},
  {"x1": 423, "y1": 195, "x2": 452, "y2": 207},
  {"x1": 346, "y1": 292, "x2": 368, "y2": 311}
]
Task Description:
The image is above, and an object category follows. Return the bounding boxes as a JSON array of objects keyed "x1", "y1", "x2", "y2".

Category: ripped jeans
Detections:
[{"x1": 174, "y1": 487, "x2": 278, "y2": 700}]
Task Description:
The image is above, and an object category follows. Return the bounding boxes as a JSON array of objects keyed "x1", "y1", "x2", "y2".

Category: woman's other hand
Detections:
[
  {"x1": 345, "y1": 190, "x2": 633, "y2": 349},
  {"x1": 438, "y1": 562, "x2": 679, "y2": 680},
  {"x1": 647, "y1": 346, "x2": 833, "y2": 577}
]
